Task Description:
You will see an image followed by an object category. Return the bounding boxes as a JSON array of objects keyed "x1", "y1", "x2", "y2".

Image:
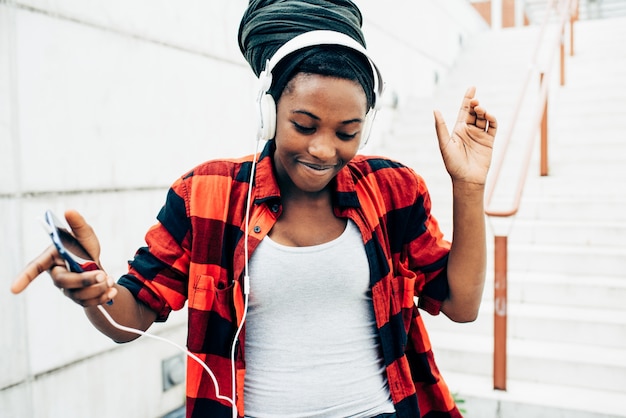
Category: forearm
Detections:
[
  {"x1": 84, "y1": 284, "x2": 157, "y2": 343},
  {"x1": 441, "y1": 181, "x2": 487, "y2": 322}
]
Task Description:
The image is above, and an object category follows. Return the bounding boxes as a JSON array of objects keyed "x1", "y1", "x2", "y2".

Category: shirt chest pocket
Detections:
[
  {"x1": 392, "y1": 263, "x2": 419, "y2": 309},
  {"x1": 187, "y1": 274, "x2": 237, "y2": 355}
]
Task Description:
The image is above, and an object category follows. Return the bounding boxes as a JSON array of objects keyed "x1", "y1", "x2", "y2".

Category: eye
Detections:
[
  {"x1": 337, "y1": 131, "x2": 358, "y2": 141},
  {"x1": 292, "y1": 122, "x2": 315, "y2": 134}
]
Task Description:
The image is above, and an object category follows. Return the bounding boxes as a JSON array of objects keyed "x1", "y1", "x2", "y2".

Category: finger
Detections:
[
  {"x1": 11, "y1": 246, "x2": 58, "y2": 294},
  {"x1": 64, "y1": 209, "x2": 100, "y2": 261},
  {"x1": 66, "y1": 284, "x2": 118, "y2": 307},
  {"x1": 64, "y1": 283, "x2": 104, "y2": 303},
  {"x1": 456, "y1": 86, "x2": 477, "y2": 125},
  {"x1": 52, "y1": 269, "x2": 108, "y2": 291},
  {"x1": 473, "y1": 106, "x2": 489, "y2": 130},
  {"x1": 64, "y1": 209, "x2": 92, "y2": 239},
  {"x1": 472, "y1": 104, "x2": 498, "y2": 133},
  {"x1": 473, "y1": 105, "x2": 486, "y2": 119},
  {"x1": 433, "y1": 110, "x2": 453, "y2": 149},
  {"x1": 485, "y1": 111, "x2": 498, "y2": 136}
]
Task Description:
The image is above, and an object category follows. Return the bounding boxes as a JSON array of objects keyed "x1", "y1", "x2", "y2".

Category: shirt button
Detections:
[
  {"x1": 253, "y1": 226, "x2": 261, "y2": 233},
  {"x1": 271, "y1": 204, "x2": 280, "y2": 213}
]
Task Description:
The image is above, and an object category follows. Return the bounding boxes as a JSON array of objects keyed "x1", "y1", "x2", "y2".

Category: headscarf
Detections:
[{"x1": 238, "y1": 0, "x2": 375, "y2": 106}]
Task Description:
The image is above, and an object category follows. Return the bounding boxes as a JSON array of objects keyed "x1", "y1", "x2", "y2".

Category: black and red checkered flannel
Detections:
[{"x1": 119, "y1": 140, "x2": 462, "y2": 418}]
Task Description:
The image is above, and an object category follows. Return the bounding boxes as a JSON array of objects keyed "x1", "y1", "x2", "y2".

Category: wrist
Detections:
[{"x1": 452, "y1": 180, "x2": 486, "y2": 198}]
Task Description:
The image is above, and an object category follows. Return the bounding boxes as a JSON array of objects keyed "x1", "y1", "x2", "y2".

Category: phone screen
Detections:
[{"x1": 44, "y1": 210, "x2": 93, "y2": 272}]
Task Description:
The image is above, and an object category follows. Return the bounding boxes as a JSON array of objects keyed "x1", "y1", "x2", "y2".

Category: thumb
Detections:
[
  {"x1": 433, "y1": 110, "x2": 452, "y2": 151},
  {"x1": 64, "y1": 210, "x2": 101, "y2": 263}
]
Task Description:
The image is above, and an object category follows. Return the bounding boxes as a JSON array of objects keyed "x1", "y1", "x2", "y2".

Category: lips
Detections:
[
  {"x1": 299, "y1": 161, "x2": 339, "y2": 174},
  {"x1": 302, "y1": 162, "x2": 333, "y2": 170}
]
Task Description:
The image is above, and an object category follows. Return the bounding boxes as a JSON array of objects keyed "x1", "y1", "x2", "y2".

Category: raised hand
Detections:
[{"x1": 433, "y1": 86, "x2": 498, "y2": 186}]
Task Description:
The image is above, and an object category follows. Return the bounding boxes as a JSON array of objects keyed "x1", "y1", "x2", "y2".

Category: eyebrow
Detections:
[{"x1": 292, "y1": 110, "x2": 363, "y2": 125}]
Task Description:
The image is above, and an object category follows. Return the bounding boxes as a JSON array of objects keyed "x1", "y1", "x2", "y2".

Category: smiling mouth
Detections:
[{"x1": 300, "y1": 161, "x2": 337, "y2": 172}]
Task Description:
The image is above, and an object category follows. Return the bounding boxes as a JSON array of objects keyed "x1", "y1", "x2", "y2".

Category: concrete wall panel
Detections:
[{"x1": 15, "y1": 8, "x2": 256, "y2": 193}]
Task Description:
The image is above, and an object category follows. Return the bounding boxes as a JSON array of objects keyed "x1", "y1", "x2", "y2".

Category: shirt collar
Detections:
[
  {"x1": 252, "y1": 140, "x2": 361, "y2": 209},
  {"x1": 252, "y1": 141, "x2": 281, "y2": 205}
]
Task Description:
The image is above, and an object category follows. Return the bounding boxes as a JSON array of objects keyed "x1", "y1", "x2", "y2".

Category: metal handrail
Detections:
[
  {"x1": 485, "y1": 0, "x2": 577, "y2": 216},
  {"x1": 483, "y1": 0, "x2": 579, "y2": 391}
]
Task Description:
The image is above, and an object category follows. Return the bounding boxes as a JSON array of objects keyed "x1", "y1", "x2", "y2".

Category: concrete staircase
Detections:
[
  {"x1": 524, "y1": 0, "x2": 626, "y2": 23},
  {"x1": 368, "y1": 14, "x2": 626, "y2": 418}
]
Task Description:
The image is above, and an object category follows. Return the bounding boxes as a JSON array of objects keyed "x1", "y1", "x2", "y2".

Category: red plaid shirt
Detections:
[{"x1": 119, "y1": 141, "x2": 462, "y2": 418}]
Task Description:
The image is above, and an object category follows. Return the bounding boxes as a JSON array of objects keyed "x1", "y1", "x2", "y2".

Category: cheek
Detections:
[
  {"x1": 272, "y1": 135, "x2": 299, "y2": 173},
  {"x1": 338, "y1": 140, "x2": 360, "y2": 161},
  {"x1": 273, "y1": 128, "x2": 297, "y2": 158},
  {"x1": 273, "y1": 112, "x2": 296, "y2": 145}
]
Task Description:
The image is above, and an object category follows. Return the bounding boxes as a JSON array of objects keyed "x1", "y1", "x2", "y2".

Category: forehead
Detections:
[{"x1": 280, "y1": 73, "x2": 367, "y2": 111}]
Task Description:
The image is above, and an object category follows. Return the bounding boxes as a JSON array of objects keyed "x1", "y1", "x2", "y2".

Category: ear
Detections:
[
  {"x1": 359, "y1": 109, "x2": 377, "y2": 149},
  {"x1": 258, "y1": 93, "x2": 276, "y2": 141}
]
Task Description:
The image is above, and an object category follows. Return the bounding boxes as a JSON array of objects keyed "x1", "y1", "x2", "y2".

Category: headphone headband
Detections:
[
  {"x1": 258, "y1": 30, "x2": 384, "y2": 109},
  {"x1": 256, "y1": 30, "x2": 385, "y2": 145}
]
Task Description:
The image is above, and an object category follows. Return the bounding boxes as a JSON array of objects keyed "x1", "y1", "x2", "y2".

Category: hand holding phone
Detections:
[
  {"x1": 11, "y1": 209, "x2": 113, "y2": 305},
  {"x1": 43, "y1": 210, "x2": 99, "y2": 273},
  {"x1": 43, "y1": 210, "x2": 113, "y2": 305}
]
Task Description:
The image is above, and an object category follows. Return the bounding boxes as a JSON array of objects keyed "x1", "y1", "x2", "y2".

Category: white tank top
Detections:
[{"x1": 244, "y1": 220, "x2": 395, "y2": 418}]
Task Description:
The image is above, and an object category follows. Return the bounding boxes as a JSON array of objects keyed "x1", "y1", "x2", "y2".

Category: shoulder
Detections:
[
  {"x1": 347, "y1": 154, "x2": 428, "y2": 196},
  {"x1": 165, "y1": 155, "x2": 255, "y2": 210},
  {"x1": 180, "y1": 154, "x2": 255, "y2": 182}
]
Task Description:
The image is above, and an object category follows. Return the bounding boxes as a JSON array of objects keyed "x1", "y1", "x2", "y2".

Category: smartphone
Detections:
[{"x1": 44, "y1": 210, "x2": 95, "y2": 273}]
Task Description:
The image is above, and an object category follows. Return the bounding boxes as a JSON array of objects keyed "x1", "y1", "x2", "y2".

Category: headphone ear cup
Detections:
[
  {"x1": 359, "y1": 110, "x2": 375, "y2": 149},
  {"x1": 258, "y1": 94, "x2": 277, "y2": 141}
]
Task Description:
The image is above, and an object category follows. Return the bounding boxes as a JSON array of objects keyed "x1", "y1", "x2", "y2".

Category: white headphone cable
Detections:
[
  {"x1": 93, "y1": 139, "x2": 261, "y2": 418},
  {"x1": 96, "y1": 304, "x2": 236, "y2": 408},
  {"x1": 229, "y1": 133, "x2": 262, "y2": 416}
]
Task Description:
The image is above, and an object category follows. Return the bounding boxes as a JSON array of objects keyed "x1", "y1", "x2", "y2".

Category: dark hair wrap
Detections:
[{"x1": 238, "y1": 0, "x2": 376, "y2": 107}]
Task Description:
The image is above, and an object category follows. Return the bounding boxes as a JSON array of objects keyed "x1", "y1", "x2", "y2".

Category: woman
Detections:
[{"x1": 12, "y1": 1, "x2": 497, "y2": 417}]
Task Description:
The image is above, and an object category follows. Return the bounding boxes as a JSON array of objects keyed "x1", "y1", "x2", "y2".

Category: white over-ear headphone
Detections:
[{"x1": 256, "y1": 30, "x2": 385, "y2": 148}]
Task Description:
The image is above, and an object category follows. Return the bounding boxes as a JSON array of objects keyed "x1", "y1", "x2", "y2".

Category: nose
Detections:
[{"x1": 307, "y1": 131, "x2": 336, "y2": 161}]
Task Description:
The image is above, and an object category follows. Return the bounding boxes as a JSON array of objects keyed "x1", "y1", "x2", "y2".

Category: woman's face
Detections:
[{"x1": 273, "y1": 72, "x2": 368, "y2": 195}]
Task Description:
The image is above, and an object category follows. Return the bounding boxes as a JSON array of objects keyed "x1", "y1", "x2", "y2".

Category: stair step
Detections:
[
  {"x1": 441, "y1": 371, "x2": 626, "y2": 418},
  {"x1": 526, "y1": 0, "x2": 626, "y2": 24},
  {"x1": 506, "y1": 242, "x2": 626, "y2": 277},
  {"x1": 421, "y1": 298, "x2": 626, "y2": 349},
  {"x1": 435, "y1": 216, "x2": 626, "y2": 252},
  {"x1": 505, "y1": 195, "x2": 626, "y2": 222},
  {"x1": 422, "y1": 329, "x2": 626, "y2": 393},
  {"x1": 506, "y1": 218, "x2": 626, "y2": 247},
  {"x1": 483, "y1": 271, "x2": 626, "y2": 311}
]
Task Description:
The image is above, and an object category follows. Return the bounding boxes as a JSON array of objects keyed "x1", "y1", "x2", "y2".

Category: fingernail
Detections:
[
  {"x1": 96, "y1": 273, "x2": 105, "y2": 283},
  {"x1": 107, "y1": 276, "x2": 115, "y2": 287},
  {"x1": 106, "y1": 287, "x2": 117, "y2": 305}
]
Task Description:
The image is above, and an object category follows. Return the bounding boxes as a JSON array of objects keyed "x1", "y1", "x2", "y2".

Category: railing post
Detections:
[
  {"x1": 494, "y1": 235, "x2": 508, "y2": 391},
  {"x1": 560, "y1": 26, "x2": 566, "y2": 86},
  {"x1": 570, "y1": 9, "x2": 576, "y2": 56},
  {"x1": 540, "y1": 72, "x2": 549, "y2": 176}
]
